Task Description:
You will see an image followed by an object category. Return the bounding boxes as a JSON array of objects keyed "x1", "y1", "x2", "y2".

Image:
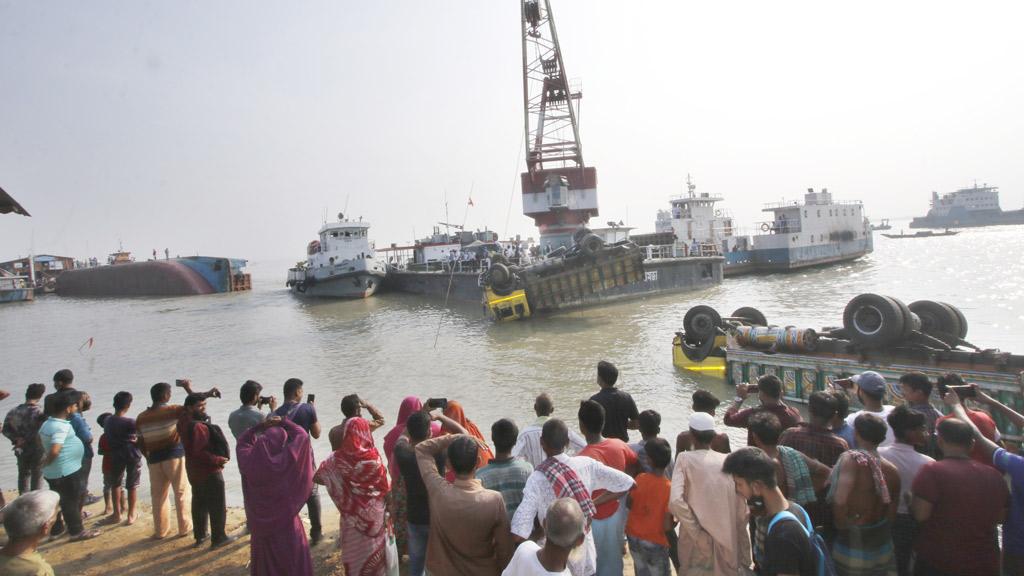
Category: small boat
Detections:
[
  {"x1": 882, "y1": 229, "x2": 958, "y2": 239},
  {"x1": 287, "y1": 213, "x2": 387, "y2": 298},
  {"x1": 0, "y1": 269, "x2": 34, "y2": 303},
  {"x1": 672, "y1": 297, "x2": 1024, "y2": 440},
  {"x1": 870, "y1": 218, "x2": 892, "y2": 231}
]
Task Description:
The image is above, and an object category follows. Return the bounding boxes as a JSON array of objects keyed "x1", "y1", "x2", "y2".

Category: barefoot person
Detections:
[
  {"x1": 102, "y1": 392, "x2": 142, "y2": 525},
  {"x1": 238, "y1": 417, "x2": 314, "y2": 576}
]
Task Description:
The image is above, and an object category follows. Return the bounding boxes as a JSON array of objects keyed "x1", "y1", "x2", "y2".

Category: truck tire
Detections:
[
  {"x1": 684, "y1": 305, "x2": 722, "y2": 343},
  {"x1": 731, "y1": 306, "x2": 768, "y2": 326},
  {"x1": 843, "y1": 293, "x2": 905, "y2": 347}
]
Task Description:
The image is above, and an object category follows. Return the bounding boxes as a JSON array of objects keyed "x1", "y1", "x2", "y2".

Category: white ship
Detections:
[{"x1": 286, "y1": 214, "x2": 387, "y2": 298}]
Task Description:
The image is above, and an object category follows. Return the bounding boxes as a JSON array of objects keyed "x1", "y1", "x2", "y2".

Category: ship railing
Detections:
[
  {"x1": 761, "y1": 199, "x2": 863, "y2": 209},
  {"x1": 637, "y1": 243, "x2": 722, "y2": 259},
  {"x1": 754, "y1": 221, "x2": 802, "y2": 234}
]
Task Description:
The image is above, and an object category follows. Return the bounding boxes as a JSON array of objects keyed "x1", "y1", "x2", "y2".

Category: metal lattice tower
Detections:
[
  {"x1": 521, "y1": 0, "x2": 583, "y2": 172},
  {"x1": 519, "y1": 0, "x2": 599, "y2": 250}
]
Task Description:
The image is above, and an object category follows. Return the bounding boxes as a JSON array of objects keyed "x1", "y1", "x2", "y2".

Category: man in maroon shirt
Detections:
[
  {"x1": 912, "y1": 418, "x2": 1008, "y2": 575},
  {"x1": 724, "y1": 374, "x2": 802, "y2": 447},
  {"x1": 178, "y1": 394, "x2": 235, "y2": 549}
]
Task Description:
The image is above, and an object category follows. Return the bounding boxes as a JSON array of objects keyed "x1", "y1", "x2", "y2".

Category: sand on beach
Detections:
[{"x1": 3, "y1": 490, "x2": 648, "y2": 575}]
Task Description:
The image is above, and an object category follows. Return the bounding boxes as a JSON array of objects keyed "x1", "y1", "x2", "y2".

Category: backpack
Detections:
[
  {"x1": 203, "y1": 422, "x2": 231, "y2": 459},
  {"x1": 767, "y1": 507, "x2": 837, "y2": 576}
]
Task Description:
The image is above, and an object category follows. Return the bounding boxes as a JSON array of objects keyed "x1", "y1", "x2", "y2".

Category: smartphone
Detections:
[
  {"x1": 307, "y1": 393, "x2": 315, "y2": 404},
  {"x1": 948, "y1": 384, "x2": 977, "y2": 400},
  {"x1": 426, "y1": 397, "x2": 448, "y2": 411},
  {"x1": 175, "y1": 379, "x2": 187, "y2": 386}
]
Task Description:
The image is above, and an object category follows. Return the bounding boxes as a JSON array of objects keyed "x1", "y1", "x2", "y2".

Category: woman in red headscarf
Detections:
[
  {"x1": 315, "y1": 417, "x2": 392, "y2": 576},
  {"x1": 443, "y1": 400, "x2": 495, "y2": 472}
]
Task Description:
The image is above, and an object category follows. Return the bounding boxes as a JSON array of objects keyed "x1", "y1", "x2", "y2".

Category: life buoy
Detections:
[{"x1": 761, "y1": 223, "x2": 772, "y2": 232}]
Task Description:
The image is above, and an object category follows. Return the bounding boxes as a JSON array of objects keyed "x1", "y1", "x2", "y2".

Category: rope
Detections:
[{"x1": 433, "y1": 185, "x2": 473, "y2": 349}]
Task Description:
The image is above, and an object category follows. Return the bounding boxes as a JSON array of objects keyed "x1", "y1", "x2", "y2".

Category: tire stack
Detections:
[{"x1": 842, "y1": 294, "x2": 967, "y2": 348}]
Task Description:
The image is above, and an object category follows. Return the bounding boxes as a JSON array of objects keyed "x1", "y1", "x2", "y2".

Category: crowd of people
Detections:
[{"x1": 1, "y1": 363, "x2": 1023, "y2": 576}]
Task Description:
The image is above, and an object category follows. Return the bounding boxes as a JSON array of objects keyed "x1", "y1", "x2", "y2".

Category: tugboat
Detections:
[{"x1": 287, "y1": 213, "x2": 387, "y2": 298}]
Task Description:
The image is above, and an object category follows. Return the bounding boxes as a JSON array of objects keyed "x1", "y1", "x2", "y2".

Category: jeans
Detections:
[
  {"x1": 16, "y1": 451, "x2": 43, "y2": 494},
  {"x1": 592, "y1": 501, "x2": 628, "y2": 576},
  {"x1": 191, "y1": 472, "x2": 227, "y2": 544},
  {"x1": 627, "y1": 536, "x2": 672, "y2": 576},
  {"x1": 407, "y1": 522, "x2": 429, "y2": 576},
  {"x1": 46, "y1": 467, "x2": 84, "y2": 536},
  {"x1": 306, "y1": 484, "x2": 322, "y2": 537}
]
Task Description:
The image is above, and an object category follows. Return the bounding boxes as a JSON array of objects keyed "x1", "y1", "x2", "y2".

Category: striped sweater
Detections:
[{"x1": 136, "y1": 404, "x2": 187, "y2": 463}]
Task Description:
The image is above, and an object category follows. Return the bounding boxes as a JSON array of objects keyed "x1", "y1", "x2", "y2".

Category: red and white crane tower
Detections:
[{"x1": 520, "y1": 0, "x2": 598, "y2": 251}]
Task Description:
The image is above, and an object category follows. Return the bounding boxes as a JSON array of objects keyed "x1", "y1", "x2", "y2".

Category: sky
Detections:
[{"x1": 2, "y1": 1, "x2": 1023, "y2": 262}]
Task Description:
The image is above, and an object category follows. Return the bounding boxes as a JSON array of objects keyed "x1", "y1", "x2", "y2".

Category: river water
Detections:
[{"x1": 2, "y1": 221, "x2": 1021, "y2": 503}]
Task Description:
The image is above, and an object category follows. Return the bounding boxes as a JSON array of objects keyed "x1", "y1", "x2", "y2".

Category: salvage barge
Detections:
[
  {"x1": 57, "y1": 255, "x2": 251, "y2": 297},
  {"x1": 673, "y1": 297, "x2": 1024, "y2": 438}
]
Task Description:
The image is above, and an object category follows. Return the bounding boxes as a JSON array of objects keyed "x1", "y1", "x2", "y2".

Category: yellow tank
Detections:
[
  {"x1": 484, "y1": 288, "x2": 531, "y2": 321},
  {"x1": 672, "y1": 334, "x2": 727, "y2": 373}
]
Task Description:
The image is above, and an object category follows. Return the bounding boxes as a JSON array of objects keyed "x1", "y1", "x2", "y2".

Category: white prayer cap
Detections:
[{"x1": 688, "y1": 412, "x2": 716, "y2": 432}]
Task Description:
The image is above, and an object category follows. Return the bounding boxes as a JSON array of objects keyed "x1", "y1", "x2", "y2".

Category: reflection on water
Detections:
[{"x1": 0, "y1": 222, "x2": 1021, "y2": 502}]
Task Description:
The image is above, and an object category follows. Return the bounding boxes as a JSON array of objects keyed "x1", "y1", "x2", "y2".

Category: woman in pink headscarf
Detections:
[
  {"x1": 237, "y1": 417, "x2": 314, "y2": 576},
  {"x1": 316, "y1": 417, "x2": 392, "y2": 576},
  {"x1": 382, "y1": 397, "x2": 440, "y2": 557}
]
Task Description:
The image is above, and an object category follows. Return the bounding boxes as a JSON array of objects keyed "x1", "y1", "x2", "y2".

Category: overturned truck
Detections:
[{"x1": 481, "y1": 229, "x2": 722, "y2": 321}]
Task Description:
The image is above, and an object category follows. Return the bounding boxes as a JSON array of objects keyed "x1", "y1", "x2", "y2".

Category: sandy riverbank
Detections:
[{"x1": 2, "y1": 490, "x2": 647, "y2": 575}]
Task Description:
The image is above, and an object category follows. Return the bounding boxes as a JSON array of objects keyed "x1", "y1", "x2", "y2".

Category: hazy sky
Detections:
[{"x1": 2, "y1": 1, "x2": 1022, "y2": 262}]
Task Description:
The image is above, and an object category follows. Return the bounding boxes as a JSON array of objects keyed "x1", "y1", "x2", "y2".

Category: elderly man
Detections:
[
  {"x1": 503, "y1": 498, "x2": 586, "y2": 575},
  {"x1": 0, "y1": 490, "x2": 62, "y2": 576},
  {"x1": 511, "y1": 418, "x2": 635, "y2": 576}
]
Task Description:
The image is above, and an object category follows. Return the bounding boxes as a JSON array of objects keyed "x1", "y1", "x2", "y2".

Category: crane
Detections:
[{"x1": 520, "y1": 0, "x2": 598, "y2": 251}]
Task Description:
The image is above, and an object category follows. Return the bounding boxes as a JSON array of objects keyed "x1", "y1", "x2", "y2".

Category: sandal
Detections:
[{"x1": 70, "y1": 529, "x2": 101, "y2": 542}]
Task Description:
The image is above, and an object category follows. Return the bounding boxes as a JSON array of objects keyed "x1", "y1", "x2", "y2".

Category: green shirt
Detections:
[{"x1": 0, "y1": 551, "x2": 55, "y2": 576}]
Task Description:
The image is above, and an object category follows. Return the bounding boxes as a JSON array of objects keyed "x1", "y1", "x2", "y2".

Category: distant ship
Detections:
[
  {"x1": 287, "y1": 213, "x2": 387, "y2": 298},
  {"x1": 910, "y1": 182, "x2": 1024, "y2": 229},
  {"x1": 651, "y1": 180, "x2": 873, "y2": 275},
  {"x1": 57, "y1": 250, "x2": 251, "y2": 297},
  {"x1": 870, "y1": 219, "x2": 892, "y2": 231}
]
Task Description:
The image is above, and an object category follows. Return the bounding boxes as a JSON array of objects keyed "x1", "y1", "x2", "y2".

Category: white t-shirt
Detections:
[
  {"x1": 845, "y1": 406, "x2": 896, "y2": 447},
  {"x1": 502, "y1": 541, "x2": 571, "y2": 576}
]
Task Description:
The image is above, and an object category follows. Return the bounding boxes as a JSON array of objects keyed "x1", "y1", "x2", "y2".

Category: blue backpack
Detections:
[{"x1": 767, "y1": 507, "x2": 838, "y2": 576}]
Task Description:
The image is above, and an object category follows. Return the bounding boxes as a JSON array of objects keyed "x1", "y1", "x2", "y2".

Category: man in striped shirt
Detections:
[
  {"x1": 477, "y1": 418, "x2": 533, "y2": 518},
  {"x1": 136, "y1": 380, "x2": 220, "y2": 540}
]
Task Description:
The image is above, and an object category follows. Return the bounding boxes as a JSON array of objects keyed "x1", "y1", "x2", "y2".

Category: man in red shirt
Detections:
[
  {"x1": 178, "y1": 394, "x2": 235, "y2": 549},
  {"x1": 724, "y1": 374, "x2": 802, "y2": 447},
  {"x1": 912, "y1": 418, "x2": 1008, "y2": 575},
  {"x1": 578, "y1": 400, "x2": 639, "y2": 576}
]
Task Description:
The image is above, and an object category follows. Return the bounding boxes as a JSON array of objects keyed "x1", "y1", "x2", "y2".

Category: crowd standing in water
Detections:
[{"x1": 1, "y1": 364, "x2": 1022, "y2": 576}]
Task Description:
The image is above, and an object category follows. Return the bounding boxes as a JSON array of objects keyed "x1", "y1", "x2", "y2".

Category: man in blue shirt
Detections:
[
  {"x1": 273, "y1": 377, "x2": 322, "y2": 545},
  {"x1": 40, "y1": 389, "x2": 99, "y2": 541}
]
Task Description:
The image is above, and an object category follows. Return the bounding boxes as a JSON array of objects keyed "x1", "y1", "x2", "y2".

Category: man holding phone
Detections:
[
  {"x1": 274, "y1": 378, "x2": 322, "y2": 546},
  {"x1": 935, "y1": 373, "x2": 1000, "y2": 465}
]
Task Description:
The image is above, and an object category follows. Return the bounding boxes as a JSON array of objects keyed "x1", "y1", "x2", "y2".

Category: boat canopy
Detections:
[{"x1": 0, "y1": 186, "x2": 30, "y2": 216}]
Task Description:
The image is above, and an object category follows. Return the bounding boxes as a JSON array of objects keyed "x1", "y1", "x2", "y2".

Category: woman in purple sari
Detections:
[{"x1": 237, "y1": 417, "x2": 314, "y2": 576}]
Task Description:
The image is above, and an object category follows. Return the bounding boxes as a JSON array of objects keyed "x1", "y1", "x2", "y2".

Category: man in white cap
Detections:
[
  {"x1": 669, "y1": 412, "x2": 752, "y2": 575},
  {"x1": 0, "y1": 489, "x2": 62, "y2": 576},
  {"x1": 840, "y1": 371, "x2": 895, "y2": 447}
]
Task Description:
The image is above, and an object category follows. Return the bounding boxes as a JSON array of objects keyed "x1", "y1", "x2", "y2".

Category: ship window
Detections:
[
  {"x1": 804, "y1": 210, "x2": 807, "y2": 218},
  {"x1": 817, "y1": 210, "x2": 821, "y2": 217}
]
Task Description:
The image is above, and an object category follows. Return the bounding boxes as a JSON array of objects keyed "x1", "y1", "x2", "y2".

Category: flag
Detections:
[
  {"x1": 468, "y1": 197, "x2": 474, "y2": 207},
  {"x1": 78, "y1": 337, "x2": 94, "y2": 352}
]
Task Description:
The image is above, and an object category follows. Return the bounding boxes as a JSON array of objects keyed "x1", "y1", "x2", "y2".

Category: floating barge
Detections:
[
  {"x1": 673, "y1": 298, "x2": 1024, "y2": 439},
  {"x1": 57, "y1": 256, "x2": 251, "y2": 297}
]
